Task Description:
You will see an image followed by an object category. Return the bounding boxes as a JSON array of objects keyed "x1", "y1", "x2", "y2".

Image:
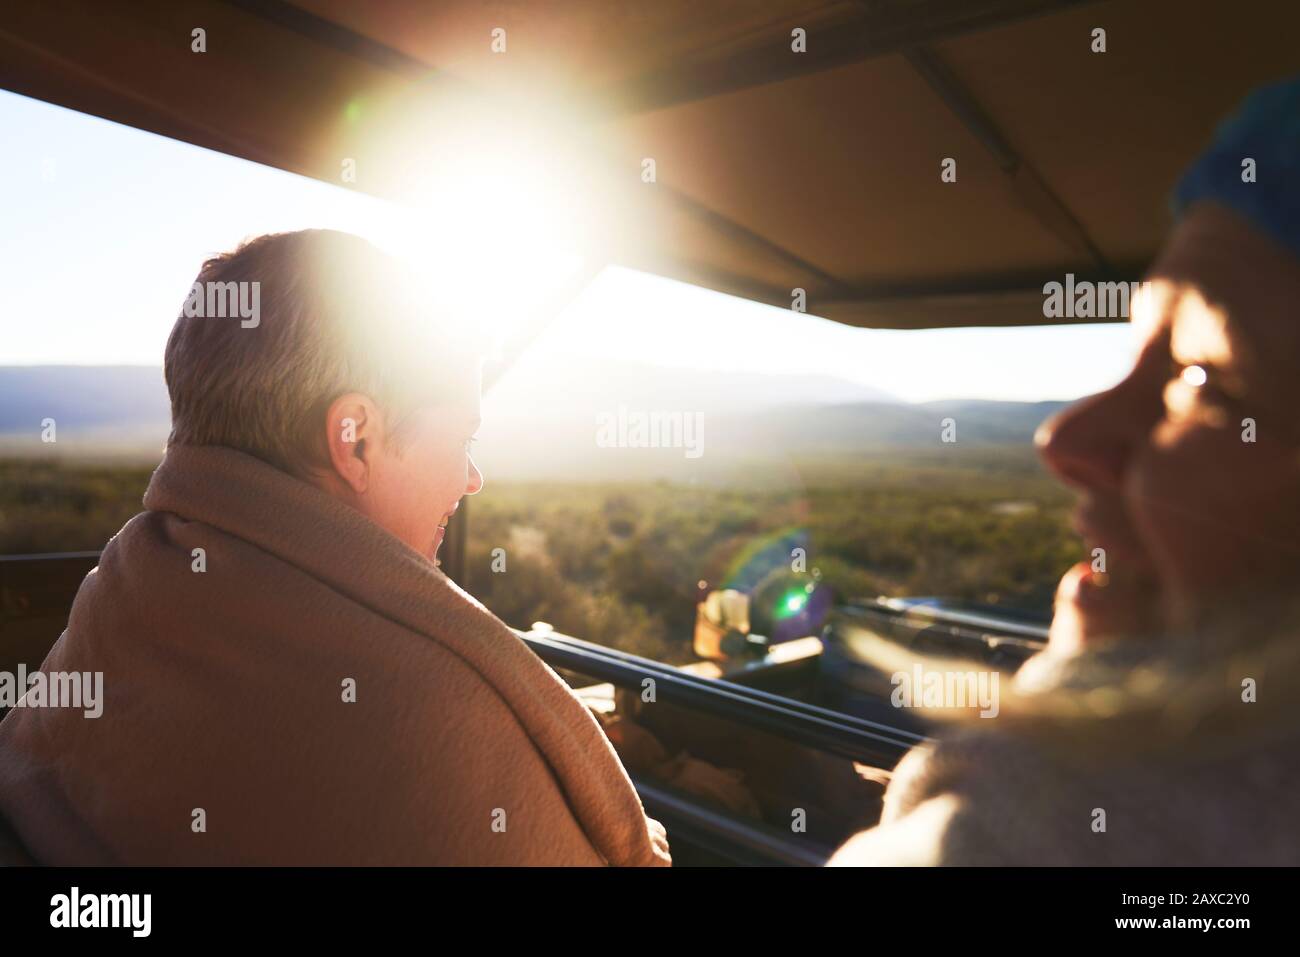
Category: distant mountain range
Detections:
[
  {"x1": 0, "y1": 364, "x2": 1068, "y2": 477},
  {"x1": 0, "y1": 366, "x2": 169, "y2": 434}
]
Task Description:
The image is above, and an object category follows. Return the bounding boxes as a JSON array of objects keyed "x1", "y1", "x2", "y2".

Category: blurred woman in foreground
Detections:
[{"x1": 832, "y1": 77, "x2": 1300, "y2": 865}]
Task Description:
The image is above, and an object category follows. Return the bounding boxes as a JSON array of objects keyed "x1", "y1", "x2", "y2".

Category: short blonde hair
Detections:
[{"x1": 164, "y1": 230, "x2": 470, "y2": 477}]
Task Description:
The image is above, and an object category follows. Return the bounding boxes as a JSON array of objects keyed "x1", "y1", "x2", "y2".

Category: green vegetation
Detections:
[
  {"x1": 1, "y1": 448, "x2": 1080, "y2": 663},
  {"x1": 0, "y1": 458, "x2": 156, "y2": 555}
]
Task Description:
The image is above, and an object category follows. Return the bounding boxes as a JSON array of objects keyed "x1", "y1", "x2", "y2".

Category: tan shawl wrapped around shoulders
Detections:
[{"x1": 0, "y1": 445, "x2": 671, "y2": 866}]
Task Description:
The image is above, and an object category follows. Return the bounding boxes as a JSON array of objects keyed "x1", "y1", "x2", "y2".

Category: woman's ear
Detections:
[{"x1": 323, "y1": 392, "x2": 380, "y2": 495}]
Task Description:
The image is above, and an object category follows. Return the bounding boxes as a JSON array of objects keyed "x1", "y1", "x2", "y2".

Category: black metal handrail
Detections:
[
  {"x1": 528, "y1": 626, "x2": 925, "y2": 736},
  {"x1": 519, "y1": 628, "x2": 924, "y2": 767},
  {"x1": 631, "y1": 776, "x2": 834, "y2": 867},
  {"x1": 0, "y1": 551, "x2": 102, "y2": 563}
]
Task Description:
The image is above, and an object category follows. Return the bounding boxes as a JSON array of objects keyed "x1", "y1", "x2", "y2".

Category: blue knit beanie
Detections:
[{"x1": 1172, "y1": 75, "x2": 1300, "y2": 260}]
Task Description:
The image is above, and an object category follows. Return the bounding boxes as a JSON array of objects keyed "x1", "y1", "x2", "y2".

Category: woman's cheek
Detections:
[{"x1": 1130, "y1": 419, "x2": 1300, "y2": 615}]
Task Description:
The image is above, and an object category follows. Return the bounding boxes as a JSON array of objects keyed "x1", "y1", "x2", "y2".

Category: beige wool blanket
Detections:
[{"x1": 0, "y1": 445, "x2": 670, "y2": 866}]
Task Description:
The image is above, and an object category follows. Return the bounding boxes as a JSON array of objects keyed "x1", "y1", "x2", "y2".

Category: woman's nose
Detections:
[
  {"x1": 1036, "y1": 385, "x2": 1145, "y2": 493},
  {"x1": 465, "y1": 457, "x2": 485, "y2": 496}
]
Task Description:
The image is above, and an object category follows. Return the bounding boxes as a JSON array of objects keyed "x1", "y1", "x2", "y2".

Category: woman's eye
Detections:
[
  {"x1": 1169, "y1": 358, "x2": 1215, "y2": 392},
  {"x1": 1169, "y1": 360, "x2": 1239, "y2": 415}
]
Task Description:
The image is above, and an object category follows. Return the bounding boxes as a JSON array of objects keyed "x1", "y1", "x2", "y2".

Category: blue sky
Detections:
[{"x1": 0, "y1": 89, "x2": 1138, "y2": 402}]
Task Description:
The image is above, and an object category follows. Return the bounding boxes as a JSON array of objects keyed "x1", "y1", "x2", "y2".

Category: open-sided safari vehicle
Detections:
[{"x1": 1, "y1": 0, "x2": 1296, "y2": 866}]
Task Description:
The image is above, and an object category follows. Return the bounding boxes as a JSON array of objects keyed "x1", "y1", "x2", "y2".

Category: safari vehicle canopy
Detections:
[
  {"x1": 1, "y1": 0, "x2": 1296, "y2": 865},
  {"x1": 5, "y1": 0, "x2": 1295, "y2": 331}
]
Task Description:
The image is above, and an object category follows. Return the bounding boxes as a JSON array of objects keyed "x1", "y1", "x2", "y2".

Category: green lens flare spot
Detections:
[{"x1": 775, "y1": 589, "x2": 808, "y2": 618}]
